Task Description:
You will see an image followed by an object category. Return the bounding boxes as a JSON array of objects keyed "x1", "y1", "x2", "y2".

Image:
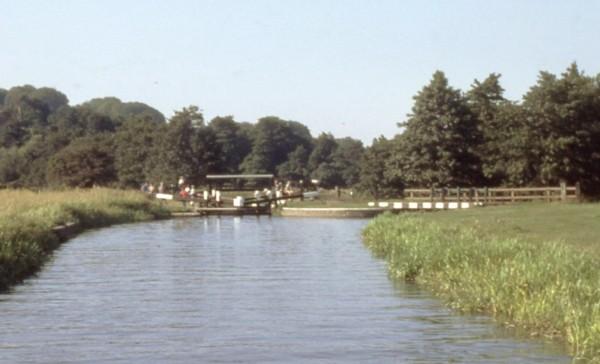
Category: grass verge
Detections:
[
  {"x1": 0, "y1": 188, "x2": 170, "y2": 292},
  {"x1": 363, "y1": 208, "x2": 600, "y2": 362}
]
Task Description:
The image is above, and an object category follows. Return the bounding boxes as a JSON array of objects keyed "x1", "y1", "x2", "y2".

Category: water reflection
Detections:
[{"x1": 0, "y1": 217, "x2": 569, "y2": 363}]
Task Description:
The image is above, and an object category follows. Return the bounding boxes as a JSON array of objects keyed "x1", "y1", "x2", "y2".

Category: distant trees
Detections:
[
  {"x1": 114, "y1": 117, "x2": 160, "y2": 188},
  {"x1": 386, "y1": 71, "x2": 482, "y2": 188},
  {"x1": 241, "y1": 116, "x2": 313, "y2": 174},
  {"x1": 522, "y1": 64, "x2": 600, "y2": 191},
  {"x1": 80, "y1": 97, "x2": 165, "y2": 124},
  {"x1": 308, "y1": 133, "x2": 365, "y2": 188},
  {"x1": 47, "y1": 136, "x2": 115, "y2": 188},
  {"x1": 358, "y1": 136, "x2": 399, "y2": 198},
  {"x1": 377, "y1": 63, "x2": 600, "y2": 197},
  {"x1": 2, "y1": 63, "x2": 600, "y2": 197},
  {"x1": 209, "y1": 116, "x2": 252, "y2": 173}
]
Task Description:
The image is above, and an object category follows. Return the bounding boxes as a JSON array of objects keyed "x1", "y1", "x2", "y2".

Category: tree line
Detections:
[
  {"x1": 0, "y1": 86, "x2": 363, "y2": 190},
  {"x1": 1, "y1": 63, "x2": 600, "y2": 196},
  {"x1": 360, "y1": 63, "x2": 600, "y2": 197}
]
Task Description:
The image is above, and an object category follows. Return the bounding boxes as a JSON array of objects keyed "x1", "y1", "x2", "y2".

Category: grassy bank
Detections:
[
  {"x1": 0, "y1": 188, "x2": 170, "y2": 292},
  {"x1": 363, "y1": 205, "x2": 600, "y2": 362}
]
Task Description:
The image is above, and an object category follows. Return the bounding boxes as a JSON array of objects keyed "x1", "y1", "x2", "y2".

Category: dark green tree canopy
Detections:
[
  {"x1": 522, "y1": 63, "x2": 600, "y2": 190},
  {"x1": 389, "y1": 71, "x2": 482, "y2": 187},
  {"x1": 209, "y1": 116, "x2": 252, "y2": 173},
  {"x1": 3, "y1": 68, "x2": 600, "y2": 197},
  {"x1": 241, "y1": 116, "x2": 313, "y2": 174},
  {"x1": 80, "y1": 97, "x2": 165, "y2": 124},
  {"x1": 0, "y1": 88, "x2": 7, "y2": 105},
  {"x1": 47, "y1": 136, "x2": 116, "y2": 188}
]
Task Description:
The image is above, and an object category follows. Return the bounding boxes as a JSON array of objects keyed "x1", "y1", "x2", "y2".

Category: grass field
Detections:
[
  {"x1": 362, "y1": 202, "x2": 600, "y2": 361},
  {"x1": 0, "y1": 188, "x2": 169, "y2": 292},
  {"x1": 284, "y1": 188, "x2": 371, "y2": 208},
  {"x1": 426, "y1": 202, "x2": 600, "y2": 257}
]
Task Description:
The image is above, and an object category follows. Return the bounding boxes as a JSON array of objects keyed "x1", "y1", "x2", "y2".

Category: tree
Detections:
[
  {"x1": 80, "y1": 97, "x2": 165, "y2": 124},
  {"x1": 388, "y1": 71, "x2": 482, "y2": 187},
  {"x1": 241, "y1": 116, "x2": 313, "y2": 174},
  {"x1": 277, "y1": 145, "x2": 310, "y2": 181},
  {"x1": 170, "y1": 105, "x2": 204, "y2": 127},
  {"x1": 358, "y1": 136, "x2": 402, "y2": 198},
  {"x1": 467, "y1": 73, "x2": 508, "y2": 185},
  {"x1": 0, "y1": 88, "x2": 7, "y2": 106},
  {"x1": 190, "y1": 126, "x2": 222, "y2": 182},
  {"x1": 487, "y1": 103, "x2": 538, "y2": 186},
  {"x1": 147, "y1": 109, "x2": 198, "y2": 185},
  {"x1": 330, "y1": 137, "x2": 364, "y2": 187},
  {"x1": 209, "y1": 116, "x2": 251, "y2": 173},
  {"x1": 47, "y1": 136, "x2": 116, "y2": 187},
  {"x1": 308, "y1": 133, "x2": 337, "y2": 172},
  {"x1": 29, "y1": 87, "x2": 69, "y2": 113},
  {"x1": 0, "y1": 109, "x2": 28, "y2": 147},
  {"x1": 114, "y1": 117, "x2": 161, "y2": 187},
  {"x1": 522, "y1": 63, "x2": 600, "y2": 192}
]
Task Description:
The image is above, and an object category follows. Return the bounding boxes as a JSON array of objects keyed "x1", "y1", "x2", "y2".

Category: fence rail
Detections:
[{"x1": 401, "y1": 182, "x2": 580, "y2": 204}]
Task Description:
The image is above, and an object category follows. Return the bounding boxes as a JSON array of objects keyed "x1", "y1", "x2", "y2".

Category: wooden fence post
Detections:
[
  {"x1": 576, "y1": 181, "x2": 582, "y2": 202},
  {"x1": 474, "y1": 188, "x2": 479, "y2": 204},
  {"x1": 430, "y1": 186, "x2": 435, "y2": 203},
  {"x1": 560, "y1": 181, "x2": 567, "y2": 202},
  {"x1": 457, "y1": 187, "x2": 461, "y2": 205},
  {"x1": 510, "y1": 189, "x2": 515, "y2": 203}
]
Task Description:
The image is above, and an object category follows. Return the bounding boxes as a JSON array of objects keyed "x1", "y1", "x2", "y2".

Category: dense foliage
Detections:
[
  {"x1": 374, "y1": 63, "x2": 600, "y2": 196},
  {"x1": 2, "y1": 63, "x2": 600, "y2": 195},
  {"x1": 0, "y1": 86, "x2": 363, "y2": 190}
]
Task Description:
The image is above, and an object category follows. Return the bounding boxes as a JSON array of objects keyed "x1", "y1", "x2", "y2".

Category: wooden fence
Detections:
[{"x1": 402, "y1": 182, "x2": 580, "y2": 204}]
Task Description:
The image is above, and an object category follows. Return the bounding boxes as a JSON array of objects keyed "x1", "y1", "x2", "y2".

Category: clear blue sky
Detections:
[{"x1": 2, "y1": 1, "x2": 599, "y2": 144}]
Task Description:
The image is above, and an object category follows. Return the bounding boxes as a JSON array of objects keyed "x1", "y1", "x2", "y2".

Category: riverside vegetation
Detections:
[
  {"x1": 363, "y1": 204, "x2": 600, "y2": 362},
  {"x1": 0, "y1": 188, "x2": 169, "y2": 292},
  {"x1": 3, "y1": 63, "x2": 600, "y2": 198}
]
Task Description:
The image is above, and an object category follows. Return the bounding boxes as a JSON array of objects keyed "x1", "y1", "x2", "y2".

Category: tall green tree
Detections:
[
  {"x1": 241, "y1": 116, "x2": 313, "y2": 174},
  {"x1": 358, "y1": 136, "x2": 402, "y2": 198},
  {"x1": 308, "y1": 133, "x2": 337, "y2": 172},
  {"x1": 523, "y1": 63, "x2": 600, "y2": 192},
  {"x1": 331, "y1": 137, "x2": 364, "y2": 186},
  {"x1": 209, "y1": 116, "x2": 252, "y2": 173},
  {"x1": 191, "y1": 126, "x2": 222, "y2": 181},
  {"x1": 276, "y1": 145, "x2": 310, "y2": 181},
  {"x1": 147, "y1": 113, "x2": 197, "y2": 185},
  {"x1": 467, "y1": 73, "x2": 508, "y2": 185},
  {"x1": 388, "y1": 71, "x2": 482, "y2": 187},
  {"x1": 114, "y1": 117, "x2": 161, "y2": 187}
]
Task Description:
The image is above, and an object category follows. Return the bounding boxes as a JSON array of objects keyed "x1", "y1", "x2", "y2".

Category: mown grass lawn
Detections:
[{"x1": 425, "y1": 202, "x2": 600, "y2": 257}]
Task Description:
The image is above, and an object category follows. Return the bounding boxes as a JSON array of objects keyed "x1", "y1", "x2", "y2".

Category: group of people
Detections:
[{"x1": 140, "y1": 181, "x2": 165, "y2": 194}]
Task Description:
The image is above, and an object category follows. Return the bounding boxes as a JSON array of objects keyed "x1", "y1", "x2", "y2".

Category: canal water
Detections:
[{"x1": 0, "y1": 217, "x2": 569, "y2": 363}]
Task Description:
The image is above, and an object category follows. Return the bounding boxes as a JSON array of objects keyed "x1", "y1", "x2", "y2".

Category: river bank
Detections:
[
  {"x1": 0, "y1": 188, "x2": 170, "y2": 292},
  {"x1": 362, "y1": 206, "x2": 600, "y2": 362}
]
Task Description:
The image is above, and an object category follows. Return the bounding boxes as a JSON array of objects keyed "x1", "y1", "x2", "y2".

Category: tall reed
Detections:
[
  {"x1": 0, "y1": 188, "x2": 170, "y2": 291},
  {"x1": 363, "y1": 213, "x2": 600, "y2": 362}
]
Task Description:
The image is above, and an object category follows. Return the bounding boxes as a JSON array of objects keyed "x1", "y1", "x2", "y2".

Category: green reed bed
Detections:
[
  {"x1": 363, "y1": 212, "x2": 600, "y2": 362},
  {"x1": 0, "y1": 188, "x2": 170, "y2": 292}
]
